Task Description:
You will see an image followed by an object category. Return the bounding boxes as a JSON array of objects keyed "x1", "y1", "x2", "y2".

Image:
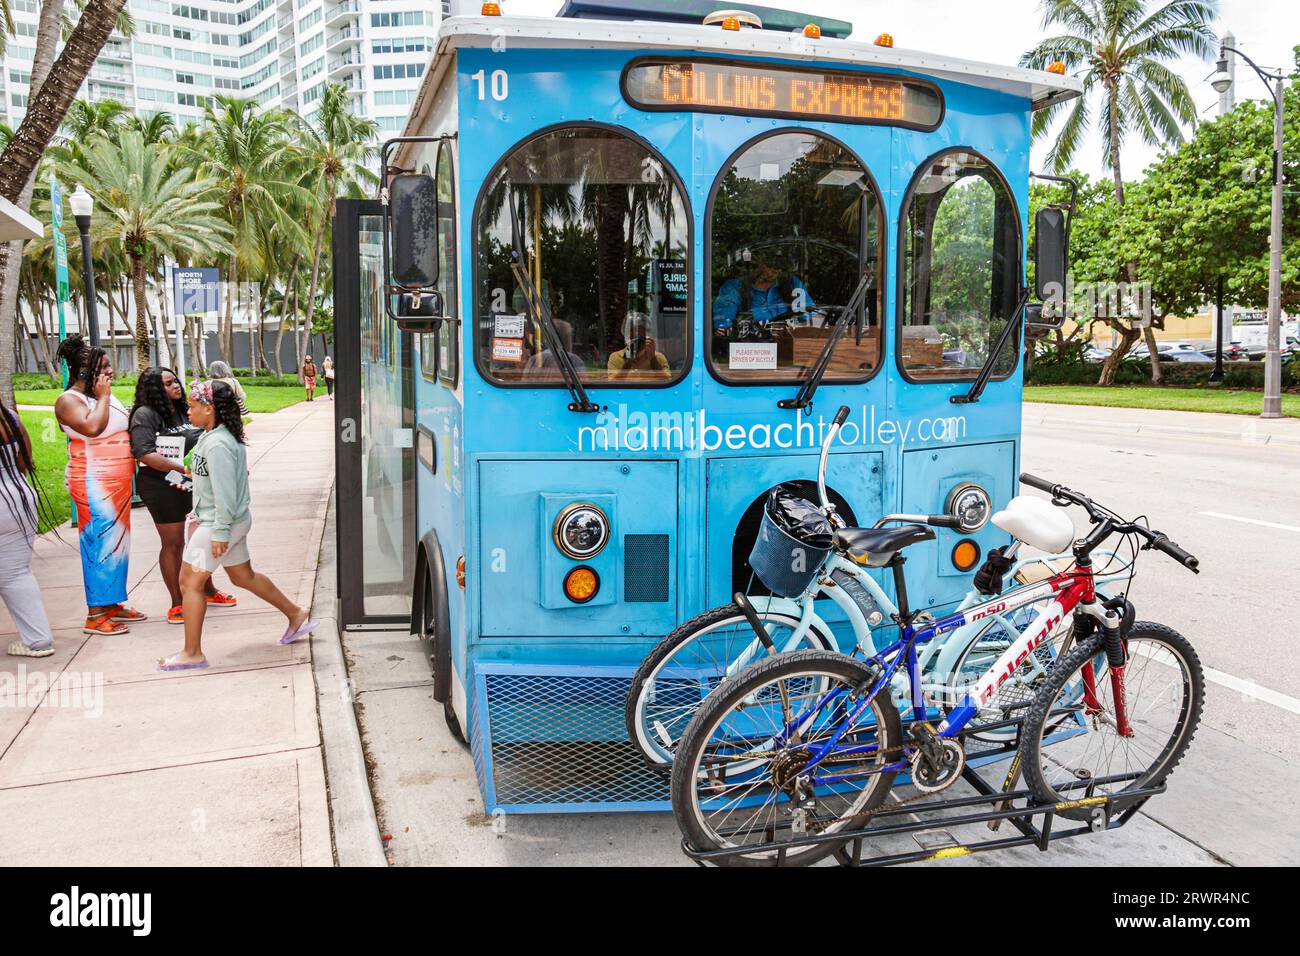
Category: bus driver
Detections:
[{"x1": 711, "y1": 252, "x2": 817, "y2": 333}]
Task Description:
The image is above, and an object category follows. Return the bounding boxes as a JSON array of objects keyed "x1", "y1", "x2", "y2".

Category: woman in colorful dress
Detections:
[
  {"x1": 54, "y1": 335, "x2": 147, "y2": 636},
  {"x1": 129, "y1": 366, "x2": 236, "y2": 624},
  {"x1": 159, "y1": 381, "x2": 315, "y2": 671}
]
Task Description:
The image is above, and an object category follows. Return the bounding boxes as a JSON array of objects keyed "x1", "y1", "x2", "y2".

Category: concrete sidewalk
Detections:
[{"x1": 0, "y1": 399, "x2": 337, "y2": 866}]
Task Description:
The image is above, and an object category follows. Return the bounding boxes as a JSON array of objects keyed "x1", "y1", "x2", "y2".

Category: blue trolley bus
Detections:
[{"x1": 331, "y1": 1, "x2": 1081, "y2": 815}]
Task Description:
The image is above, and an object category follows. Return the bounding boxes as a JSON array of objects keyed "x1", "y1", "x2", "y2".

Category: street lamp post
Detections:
[
  {"x1": 68, "y1": 185, "x2": 101, "y2": 347},
  {"x1": 1211, "y1": 44, "x2": 1287, "y2": 419}
]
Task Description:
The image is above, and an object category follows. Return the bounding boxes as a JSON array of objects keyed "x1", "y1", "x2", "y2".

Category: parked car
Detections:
[
  {"x1": 1163, "y1": 347, "x2": 1213, "y2": 364},
  {"x1": 1083, "y1": 346, "x2": 1112, "y2": 363},
  {"x1": 1200, "y1": 343, "x2": 1249, "y2": 361}
]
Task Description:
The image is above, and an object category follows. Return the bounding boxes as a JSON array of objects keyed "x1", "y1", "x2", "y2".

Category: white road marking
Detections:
[
  {"x1": 1200, "y1": 511, "x2": 1300, "y2": 534},
  {"x1": 1133, "y1": 644, "x2": 1300, "y2": 716}
]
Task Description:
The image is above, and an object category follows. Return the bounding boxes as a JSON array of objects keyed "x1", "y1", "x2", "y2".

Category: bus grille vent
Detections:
[{"x1": 623, "y1": 533, "x2": 669, "y2": 602}]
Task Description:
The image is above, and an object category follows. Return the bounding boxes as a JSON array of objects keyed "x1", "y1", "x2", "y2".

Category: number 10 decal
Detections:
[{"x1": 472, "y1": 69, "x2": 509, "y2": 101}]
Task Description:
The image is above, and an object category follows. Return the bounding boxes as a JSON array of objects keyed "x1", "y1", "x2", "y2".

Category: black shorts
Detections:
[{"x1": 137, "y1": 475, "x2": 193, "y2": 525}]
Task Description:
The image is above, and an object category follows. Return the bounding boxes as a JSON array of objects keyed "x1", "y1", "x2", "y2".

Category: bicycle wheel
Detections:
[
  {"x1": 1021, "y1": 621, "x2": 1203, "y2": 821},
  {"x1": 941, "y1": 601, "x2": 1078, "y2": 743},
  {"x1": 626, "y1": 604, "x2": 835, "y2": 768},
  {"x1": 670, "y1": 649, "x2": 901, "y2": 867}
]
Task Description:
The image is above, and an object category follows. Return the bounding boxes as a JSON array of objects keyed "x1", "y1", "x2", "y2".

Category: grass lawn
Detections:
[
  {"x1": 14, "y1": 383, "x2": 306, "y2": 414},
  {"x1": 20, "y1": 409, "x2": 72, "y2": 533},
  {"x1": 1023, "y1": 385, "x2": 1300, "y2": 418}
]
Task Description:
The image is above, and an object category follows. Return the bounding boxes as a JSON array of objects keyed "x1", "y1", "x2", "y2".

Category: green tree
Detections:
[
  {"x1": 1021, "y1": 0, "x2": 1218, "y2": 382},
  {"x1": 290, "y1": 83, "x2": 377, "y2": 377},
  {"x1": 62, "y1": 130, "x2": 232, "y2": 369}
]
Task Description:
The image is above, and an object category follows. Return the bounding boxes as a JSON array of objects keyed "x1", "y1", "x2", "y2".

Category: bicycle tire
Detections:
[
  {"x1": 671, "y1": 649, "x2": 901, "y2": 867},
  {"x1": 625, "y1": 603, "x2": 834, "y2": 769},
  {"x1": 1021, "y1": 621, "x2": 1203, "y2": 821}
]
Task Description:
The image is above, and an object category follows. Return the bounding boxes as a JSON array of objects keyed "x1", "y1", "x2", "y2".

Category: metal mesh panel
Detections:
[
  {"x1": 480, "y1": 669, "x2": 670, "y2": 809},
  {"x1": 623, "y1": 534, "x2": 670, "y2": 603}
]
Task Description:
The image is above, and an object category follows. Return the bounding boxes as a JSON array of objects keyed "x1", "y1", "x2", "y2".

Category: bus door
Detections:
[{"x1": 332, "y1": 197, "x2": 416, "y2": 628}]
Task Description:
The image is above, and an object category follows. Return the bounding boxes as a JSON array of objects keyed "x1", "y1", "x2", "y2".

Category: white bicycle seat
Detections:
[{"x1": 992, "y1": 495, "x2": 1076, "y2": 553}]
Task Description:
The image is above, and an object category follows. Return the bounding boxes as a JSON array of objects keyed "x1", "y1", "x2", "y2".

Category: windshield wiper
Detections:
[
  {"x1": 507, "y1": 196, "x2": 599, "y2": 414},
  {"x1": 778, "y1": 273, "x2": 873, "y2": 411},
  {"x1": 950, "y1": 285, "x2": 1030, "y2": 405}
]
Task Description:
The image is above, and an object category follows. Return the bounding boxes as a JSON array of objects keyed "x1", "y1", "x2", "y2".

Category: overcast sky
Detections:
[{"x1": 487, "y1": 0, "x2": 1299, "y2": 181}]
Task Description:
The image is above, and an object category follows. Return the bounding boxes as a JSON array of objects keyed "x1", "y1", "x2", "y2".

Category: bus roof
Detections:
[{"x1": 401, "y1": 13, "x2": 1081, "y2": 140}]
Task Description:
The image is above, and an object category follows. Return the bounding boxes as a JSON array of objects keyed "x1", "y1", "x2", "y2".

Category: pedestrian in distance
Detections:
[
  {"x1": 0, "y1": 399, "x2": 57, "y2": 658},
  {"x1": 53, "y1": 334, "x2": 147, "y2": 636},
  {"x1": 159, "y1": 380, "x2": 317, "y2": 671},
  {"x1": 302, "y1": 355, "x2": 318, "y2": 402},
  {"x1": 322, "y1": 356, "x2": 334, "y2": 400},
  {"x1": 129, "y1": 366, "x2": 235, "y2": 625}
]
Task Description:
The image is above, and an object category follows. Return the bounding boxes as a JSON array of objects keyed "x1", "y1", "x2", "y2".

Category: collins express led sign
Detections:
[{"x1": 622, "y1": 58, "x2": 944, "y2": 129}]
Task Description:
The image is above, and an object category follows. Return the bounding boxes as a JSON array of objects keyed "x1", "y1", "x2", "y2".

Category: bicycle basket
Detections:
[{"x1": 748, "y1": 484, "x2": 833, "y2": 598}]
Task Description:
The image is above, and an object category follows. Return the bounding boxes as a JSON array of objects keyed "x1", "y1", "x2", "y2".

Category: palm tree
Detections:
[
  {"x1": 290, "y1": 83, "x2": 377, "y2": 375},
  {"x1": 63, "y1": 130, "x2": 232, "y2": 370},
  {"x1": 180, "y1": 96, "x2": 310, "y2": 362},
  {"x1": 0, "y1": 0, "x2": 127, "y2": 402},
  {"x1": 1021, "y1": 0, "x2": 1218, "y2": 204},
  {"x1": 1021, "y1": 0, "x2": 1217, "y2": 383}
]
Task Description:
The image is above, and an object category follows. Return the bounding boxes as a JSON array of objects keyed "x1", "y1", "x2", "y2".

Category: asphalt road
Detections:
[{"x1": 346, "y1": 401, "x2": 1300, "y2": 867}]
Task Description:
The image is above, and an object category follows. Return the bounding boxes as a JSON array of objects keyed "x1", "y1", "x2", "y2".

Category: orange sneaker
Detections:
[
  {"x1": 109, "y1": 604, "x2": 148, "y2": 622},
  {"x1": 84, "y1": 613, "x2": 129, "y2": 636},
  {"x1": 167, "y1": 605, "x2": 185, "y2": 625},
  {"x1": 207, "y1": 591, "x2": 238, "y2": 608}
]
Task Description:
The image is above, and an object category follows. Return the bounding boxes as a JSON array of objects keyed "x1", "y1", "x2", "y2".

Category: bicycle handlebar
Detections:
[{"x1": 1019, "y1": 473, "x2": 1199, "y2": 573}]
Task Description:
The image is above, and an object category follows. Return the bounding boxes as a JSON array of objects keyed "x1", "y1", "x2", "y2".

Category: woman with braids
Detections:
[
  {"x1": 129, "y1": 367, "x2": 236, "y2": 624},
  {"x1": 159, "y1": 381, "x2": 316, "y2": 670},
  {"x1": 54, "y1": 335, "x2": 147, "y2": 636},
  {"x1": 0, "y1": 398, "x2": 57, "y2": 657}
]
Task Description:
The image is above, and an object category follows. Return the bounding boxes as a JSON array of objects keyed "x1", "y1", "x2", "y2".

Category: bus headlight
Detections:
[
  {"x1": 553, "y1": 502, "x2": 610, "y2": 560},
  {"x1": 945, "y1": 483, "x2": 991, "y2": 533}
]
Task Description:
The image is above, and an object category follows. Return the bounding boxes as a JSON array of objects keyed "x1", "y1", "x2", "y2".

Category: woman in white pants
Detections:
[{"x1": 0, "y1": 402, "x2": 55, "y2": 658}]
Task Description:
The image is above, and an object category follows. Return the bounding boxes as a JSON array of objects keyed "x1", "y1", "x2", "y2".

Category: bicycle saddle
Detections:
[
  {"x1": 991, "y1": 495, "x2": 1076, "y2": 553},
  {"x1": 833, "y1": 524, "x2": 935, "y2": 568}
]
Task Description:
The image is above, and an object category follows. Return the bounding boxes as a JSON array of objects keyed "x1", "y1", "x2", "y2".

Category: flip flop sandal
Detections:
[
  {"x1": 109, "y1": 604, "x2": 149, "y2": 622},
  {"x1": 158, "y1": 653, "x2": 209, "y2": 672},
  {"x1": 279, "y1": 618, "x2": 320, "y2": 645},
  {"x1": 7, "y1": 641, "x2": 54, "y2": 658},
  {"x1": 207, "y1": 591, "x2": 238, "y2": 608},
  {"x1": 84, "y1": 614, "x2": 129, "y2": 636}
]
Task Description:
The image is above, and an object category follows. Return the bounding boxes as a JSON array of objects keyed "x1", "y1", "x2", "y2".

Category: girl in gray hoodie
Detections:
[{"x1": 159, "y1": 381, "x2": 317, "y2": 671}]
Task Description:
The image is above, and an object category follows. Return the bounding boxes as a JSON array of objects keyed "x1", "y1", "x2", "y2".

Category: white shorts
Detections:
[{"x1": 183, "y1": 515, "x2": 252, "y2": 573}]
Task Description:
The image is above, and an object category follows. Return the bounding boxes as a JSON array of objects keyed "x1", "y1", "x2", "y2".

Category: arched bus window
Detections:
[
  {"x1": 474, "y1": 125, "x2": 690, "y2": 387},
  {"x1": 707, "y1": 130, "x2": 883, "y2": 384},
  {"x1": 899, "y1": 149, "x2": 1021, "y2": 382}
]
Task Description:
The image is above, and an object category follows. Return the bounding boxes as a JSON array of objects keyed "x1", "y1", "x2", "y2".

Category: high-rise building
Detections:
[{"x1": 0, "y1": 0, "x2": 451, "y2": 133}]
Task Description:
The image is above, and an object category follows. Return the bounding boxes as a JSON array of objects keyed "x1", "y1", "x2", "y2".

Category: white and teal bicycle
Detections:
[{"x1": 625, "y1": 406, "x2": 1132, "y2": 770}]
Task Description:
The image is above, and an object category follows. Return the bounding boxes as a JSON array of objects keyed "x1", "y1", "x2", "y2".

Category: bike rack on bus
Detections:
[{"x1": 680, "y1": 713, "x2": 1165, "y2": 868}]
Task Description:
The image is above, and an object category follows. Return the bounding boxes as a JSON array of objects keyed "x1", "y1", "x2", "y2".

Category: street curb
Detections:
[
  {"x1": 310, "y1": 486, "x2": 388, "y2": 867},
  {"x1": 1025, "y1": 404, "x2": 1300, "y2": 448}
]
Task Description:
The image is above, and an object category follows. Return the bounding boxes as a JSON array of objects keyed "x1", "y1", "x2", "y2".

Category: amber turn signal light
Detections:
[
  {"x1": 874, "y1": 32, "x2": 894, "y2": 48},
  {"x1": 952, "y1": 539, "x2": 982, "y2": 573},
  {"x1": 563, "y1": 566, "x2": 599, "y2": 603},
  {"x1": 481, "y1": 2, "x2": 501, "y2": 15},
  {"x1": 1046, "y1": 61, "x2": 1067, "y2": 75},
  {"x1": 803, "y1": 23, "x2": 821, "y2": 38},
  {"x1": 456, "y1": 555, "x2": 466, "y2": 590},
  {"x1": 721, "y1": 16, "x2": 741, "y2": 31}
]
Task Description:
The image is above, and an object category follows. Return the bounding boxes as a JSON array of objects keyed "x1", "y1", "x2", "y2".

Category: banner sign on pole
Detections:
[
  {"x1": 49, "y1": 176, "x2": 69, "y2": 307},
  {"x1": 172, "y1": 267, "x2": 221, "y2": 315}
]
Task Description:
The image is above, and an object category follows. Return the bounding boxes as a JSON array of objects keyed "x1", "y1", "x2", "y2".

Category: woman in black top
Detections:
[{"x1": 129, "y1": 367, "x2": 234, "y2": 624}]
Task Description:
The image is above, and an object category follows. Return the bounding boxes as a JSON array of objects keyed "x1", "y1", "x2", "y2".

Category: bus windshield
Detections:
[
  {"x1": 475, "y1": 126, "x2": 691, "y2": 387},
  {"x1": 708, "y1": 131, "x2": 883, "y2": 385}
]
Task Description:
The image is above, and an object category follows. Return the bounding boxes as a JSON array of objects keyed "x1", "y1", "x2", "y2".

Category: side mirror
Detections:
[
  {"x1": 389, "y1": 173, "x2": 439, "y2": 289},
  {"x1": 394, "y1": 290, "x2": 444, "y2": 334},
  {"x1": 1030, "y1": 206, "x2": 1068, "y2": 332}
]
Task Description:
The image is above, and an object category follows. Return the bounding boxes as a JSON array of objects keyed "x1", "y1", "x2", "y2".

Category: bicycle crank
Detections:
[{"x1": 909, "y1": 738, "x2": 966, "y2": 793}]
